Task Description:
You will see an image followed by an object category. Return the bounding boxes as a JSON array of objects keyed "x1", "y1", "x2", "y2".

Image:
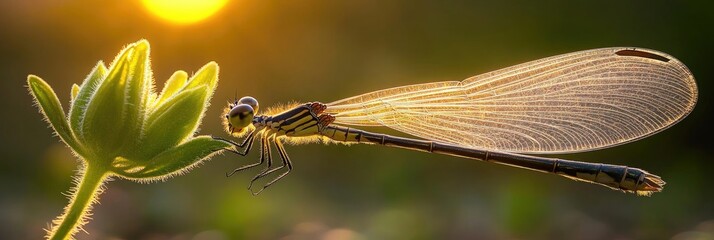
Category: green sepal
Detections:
[
  {"x1": 183, "y1": 61, "x2": 218, "y2": 92},
  {"x1": 70, "y1": 84, "x2": 80, "y2": 101},
  {"x1": 120, "y1": 40, "x2": 152, "y2": 150},
  {"x1": 183, "y1": 62, "x2": 219, "y2": 110},
  {"x1": 113, "y1": 136, "x2": 230, "y2": 180},
  {"x1": 81, "y1": 43, "x2": 139, "y2": 156},
  {"x1": 69, "y1": 61, "x2": 107, "y2": 143},
  {"x1": 151, "y1": 62, "x2": 219, "y2": 113},
  {"x1": 137, "y1": 86, "x2": 209, "y2": 160},
  {"x1": 27, "y1": 75, "x2": 84, "y2": 155},
  {"x1": 154, "y1": 70, "x2": 188, "y2": 107}
]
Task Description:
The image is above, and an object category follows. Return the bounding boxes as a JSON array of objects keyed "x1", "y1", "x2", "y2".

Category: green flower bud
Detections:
[
  {"x1": 30, "y1": 40, "x2": 229, "y2": 176},
  {"x1": 27, "y1": 40, "x2": 230, "y2": 240}
]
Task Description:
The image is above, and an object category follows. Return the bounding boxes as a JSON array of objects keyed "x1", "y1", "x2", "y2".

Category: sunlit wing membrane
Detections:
[{"x1": 325, "y1": 48, "x2": 698, "y2": 154}]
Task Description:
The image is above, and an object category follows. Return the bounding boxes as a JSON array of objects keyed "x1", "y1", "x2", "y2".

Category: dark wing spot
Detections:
[{"x1": 615, "y1": 49, "x2": 670, "y2": 62}]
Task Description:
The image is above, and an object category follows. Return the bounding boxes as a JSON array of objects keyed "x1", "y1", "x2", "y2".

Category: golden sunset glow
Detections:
[{"x1": 141, "y1": 0, "x2": 228, "y2": 25}]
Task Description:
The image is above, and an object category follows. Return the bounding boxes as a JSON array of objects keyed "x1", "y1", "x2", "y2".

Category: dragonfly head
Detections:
[{"x1": 224, "y1": 96, "x2": 259, "y2": 136}]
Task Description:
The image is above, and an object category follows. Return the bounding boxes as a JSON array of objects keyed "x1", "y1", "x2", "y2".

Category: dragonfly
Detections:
[{"x1": 216, "y1": 47, "x2": 698, "y2": 196}]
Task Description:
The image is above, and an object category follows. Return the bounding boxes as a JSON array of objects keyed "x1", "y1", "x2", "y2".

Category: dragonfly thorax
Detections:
[{"x1": 253, "y1": 102, "x2": 335, "y2": 137}]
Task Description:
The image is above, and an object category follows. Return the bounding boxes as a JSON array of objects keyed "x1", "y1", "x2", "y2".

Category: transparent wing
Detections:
[{"x1": 325, "y1": 48, "x2": 698, "y2": 154}]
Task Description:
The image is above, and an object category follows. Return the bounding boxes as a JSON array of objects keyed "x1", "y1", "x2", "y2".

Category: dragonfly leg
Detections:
[
  {"x1": 213, "y1": 130, "x2": 256, "y2": 156},
  {"x1": 224, "y1": 131, "x2": 263, "y2": 177},
  {"x1": 250, "y1": 137, "x2": 293, "y2": 195},
  {"x1": 248, "y1": 134, "x2": 274, "y2": 190}
]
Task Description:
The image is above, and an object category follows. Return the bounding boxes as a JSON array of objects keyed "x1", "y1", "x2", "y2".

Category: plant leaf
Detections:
[
  {"x1": 27, "y1": 75, "x2": 84, "y2": 155},
  {"x1": 115, "y1": 136, "x2": 230, "y2": 180}
]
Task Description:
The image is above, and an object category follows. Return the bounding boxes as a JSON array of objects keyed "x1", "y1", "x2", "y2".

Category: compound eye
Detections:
[
  {"x1": 228, "y1": 104, "x2": 254, "y2": 130},
  {"x1": 238, "y1": 96, "x2": 259, "y2": 114}
]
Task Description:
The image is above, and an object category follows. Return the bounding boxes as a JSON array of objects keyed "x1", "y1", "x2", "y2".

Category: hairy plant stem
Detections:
[{"x1": 49, "y1": 163, "x2": 109, "y2": 240}]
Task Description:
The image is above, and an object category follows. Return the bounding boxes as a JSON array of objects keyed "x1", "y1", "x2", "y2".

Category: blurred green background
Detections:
[{"x1": 2, "y1": 0, "x2": 713, "y2": 239}]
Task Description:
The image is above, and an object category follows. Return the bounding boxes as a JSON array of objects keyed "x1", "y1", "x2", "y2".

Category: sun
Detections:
[{"x1": 141, "y1": 0, "x2": 229, "y2": 25}]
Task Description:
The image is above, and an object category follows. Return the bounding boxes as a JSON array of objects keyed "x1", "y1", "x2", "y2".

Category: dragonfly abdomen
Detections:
[{"x1": 322, "y1": 125, "x2": 664, "y2": 195}]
